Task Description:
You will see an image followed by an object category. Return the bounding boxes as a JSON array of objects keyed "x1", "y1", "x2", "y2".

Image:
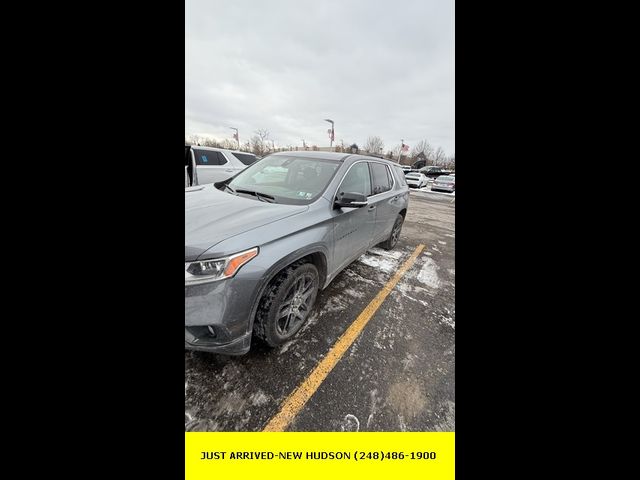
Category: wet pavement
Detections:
[{"x1": 185, "y1": 191, "x2": 455, "y2": 431}]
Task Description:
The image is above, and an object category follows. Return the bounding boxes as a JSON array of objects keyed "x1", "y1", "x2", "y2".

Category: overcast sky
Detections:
[{"x1": 185, "y1": 0, "x2": 454, "y2": 155}]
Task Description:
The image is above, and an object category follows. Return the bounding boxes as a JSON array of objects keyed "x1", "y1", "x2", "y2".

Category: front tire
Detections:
[{"x1": 254, "y1": 263, "x2": 319, "y2": 347}]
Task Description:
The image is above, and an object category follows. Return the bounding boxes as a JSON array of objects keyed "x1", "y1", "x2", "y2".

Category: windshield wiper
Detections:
[
  {"x1": 224, "y1": 184, "x2": 236, "y2": 194},
  {"x1": 235, "y1": 189, "x2": 276, "y2": 203}
]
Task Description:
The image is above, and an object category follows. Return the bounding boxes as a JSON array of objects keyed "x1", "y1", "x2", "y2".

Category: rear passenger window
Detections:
[
  {"x1": 232, "y1": 153, "x2": 257, "y2": 166},
  {"x1": 370, "y1": 163, "x2": 392, "y2": 195},
  {"x1": 394, "y1": 166, "x2": 408, "y2": 187},
  {"x1": 194, "y1": 150, "x2": 227, "y2": 166}
]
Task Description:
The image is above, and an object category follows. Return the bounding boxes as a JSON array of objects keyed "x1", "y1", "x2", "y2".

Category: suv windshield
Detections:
[
  {"x1": 437, "y1": 176, "x2": 454, "y2": 182},
  {"x1": 227, "y1": 155, "x2": 340, "y2": 205}
]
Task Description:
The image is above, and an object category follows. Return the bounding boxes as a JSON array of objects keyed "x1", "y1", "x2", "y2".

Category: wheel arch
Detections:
[{"x1": 245, "y1": 245, "x2": 329, "y2": 335}]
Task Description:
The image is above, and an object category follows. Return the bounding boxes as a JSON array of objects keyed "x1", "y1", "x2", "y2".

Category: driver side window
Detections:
[{"x1": 338, "y1": 162, "x2": 372, "y2": 197}]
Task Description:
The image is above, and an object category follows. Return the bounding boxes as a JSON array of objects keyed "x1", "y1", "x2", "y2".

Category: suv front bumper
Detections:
[
  {"x1": 184, "y1": 329, "x2": 252, "y2": 355},
  {"x1": 185, "y1": 267, "x2": 263, "y2": 355}
]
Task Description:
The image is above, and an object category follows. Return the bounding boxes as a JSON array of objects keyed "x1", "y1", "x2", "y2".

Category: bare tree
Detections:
[
  {"x1": 390, "y1": 144, "x2": 404, "y2": 163},
  {"x1": 410, "y1": 139, "x2": 425, "y2": 158},
  {"x1": 250, "y1": 129, "x2": 270, "y2": 157},
  {"x1": 220, "y1": 138, "x2": 236, "y2": 150},
  {"x1": 433, "y1": 147, "x2": 446, "y2": 166},
  {"x1": 443, "y1": 155, "x2": 455, "y2": 170},
  {"x1": 364, "y1": 136, "x2": 384, "y2": 155},
  {"x1": 250, "y1": 135, "x2": 264, "y2": 156},
  {"x1": 186, "y1": 134, "x2": 202, "y2": 146},
  {"x1": 411, "y1": 140, "x2": 435, "y2": 163},
  {"x1": 198, "y1": 137, "x2": 220, "y2": 148},
  {"x1": 255, "y1": 128, "x2": 269, "y2": 143}
]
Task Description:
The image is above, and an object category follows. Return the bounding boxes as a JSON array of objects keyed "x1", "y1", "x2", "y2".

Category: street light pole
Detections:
[
  {"x1": 229, "y1": 127, "x2": 239, "y2": 150},
  {"x1": 324, "y1": 119, "x2": 334, "y2": 149}
]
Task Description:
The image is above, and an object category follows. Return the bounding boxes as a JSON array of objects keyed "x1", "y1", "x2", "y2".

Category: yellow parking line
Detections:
[{"x1": 262, "y1": 243, "x2": 426, "y2": 432}]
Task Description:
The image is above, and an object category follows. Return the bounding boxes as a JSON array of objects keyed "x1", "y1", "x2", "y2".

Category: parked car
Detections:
[
  {"x1": 405, "y1": 172, "x2": 428, "y2": 188},
  {"x1": 185, "y1": 145, "x2": 258, "y2": 187},
  {"x1": 185, "y1": 151, "x2": 410, "y2": 355},
  {"x1": 431, "y1": 175, "x2": 456, "y2": 193},
  {"x1": 419, "y1": 166, "x2": 453, "y2": 178}
]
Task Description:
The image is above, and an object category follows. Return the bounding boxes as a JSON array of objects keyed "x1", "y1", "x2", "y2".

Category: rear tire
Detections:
[
  {"x1": 254, "y1": 262, "x2": 319, "y2": 347},
  {"x1": 380, "y1": 214, "x2": 404, "y2": 250}
]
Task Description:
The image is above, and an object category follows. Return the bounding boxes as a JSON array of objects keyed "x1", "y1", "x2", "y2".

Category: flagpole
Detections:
[
  {"x1": 324, "y1": 119, "x2": 334, "y2": 149},
  {"x1": 229, "y1": 127, "x2": 239, "y2": 150}
]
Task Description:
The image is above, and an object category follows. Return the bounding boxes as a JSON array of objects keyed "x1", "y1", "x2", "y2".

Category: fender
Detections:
[{"x1": 243, "y1": 243, "x2": 331, "y2": 336}]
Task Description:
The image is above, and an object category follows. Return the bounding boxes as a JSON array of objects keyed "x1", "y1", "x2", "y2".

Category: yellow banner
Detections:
[{"x1": 186, "y1": 432, "x2": 454, "y2": 479}]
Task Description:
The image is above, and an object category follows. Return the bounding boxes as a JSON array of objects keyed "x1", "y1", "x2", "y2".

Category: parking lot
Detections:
[{"x1": 185, "y1": 190, "x2": 455, "y2": 432}]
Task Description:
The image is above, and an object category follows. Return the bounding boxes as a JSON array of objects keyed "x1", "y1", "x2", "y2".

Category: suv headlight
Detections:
[{"x1": 185, "y1": 247, "x2": 259, "y2": 286}]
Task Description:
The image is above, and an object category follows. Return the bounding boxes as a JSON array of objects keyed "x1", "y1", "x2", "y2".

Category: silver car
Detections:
[
  {"x1": 431, "y1": 175, "x2": 455, "y2": 193},
  {"x1": 185, "y1": 145, "x2": 258, "y2": 187},
  {"x1": 185, "y1": 151, "x2": 410, "y2": 355}
]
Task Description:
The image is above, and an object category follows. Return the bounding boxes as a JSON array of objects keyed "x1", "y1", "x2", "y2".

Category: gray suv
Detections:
[{"x1": 185, "y1": 151, "x2": 409, "y2": 355}]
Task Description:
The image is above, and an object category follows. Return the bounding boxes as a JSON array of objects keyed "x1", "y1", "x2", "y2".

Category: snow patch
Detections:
[
  {"x1": 279, "y1": 340, "x2": 297, "y2": 354},
  {"x1": 440, "y1": 315, "x2": 455, "y2": 330},
  {"x1": 368, "y1": 247, "x2": 404, "y2": 260},
  {"x1": 358, "y1": 255, "x2": 399, "y2": 274},
  {"x1": 320, "y1": 296, "x2": 348, "y2": 313},
  {"x1": 249, "y1": 391, "x2": 270, "y2": 407},
  {"x1": 416, "y1": 258, "x2": 441, "y2": 290},
  {"x1": 413, "y1": 188, "x2": 455, "y2": 196},
  {"x1": 394, "y1": 284, "x2": 431, "y2": 306},
  {"x1": 343, "y1": 287, "x2": 365, "y2": 299},
  {"x1": 341, "y1": 414, "x2": 360, "y2": 432}
]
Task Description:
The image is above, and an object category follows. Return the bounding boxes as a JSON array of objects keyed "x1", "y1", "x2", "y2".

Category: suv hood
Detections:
[{"x1": 185, "y1": 185, "x2": 308, "y2": 260}]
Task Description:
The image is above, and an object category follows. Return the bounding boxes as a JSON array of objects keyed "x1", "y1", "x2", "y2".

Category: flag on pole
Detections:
[
  {"x1": 402, "y1": 144, "x2": 409, "y2": 152},
  {"x1": 233, "y1": 132, "x2": 238, "y2": 140}
]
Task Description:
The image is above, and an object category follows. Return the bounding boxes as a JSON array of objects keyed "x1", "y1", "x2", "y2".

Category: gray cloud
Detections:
[{"x1": 186, "y1": 0, "x2": 454, "y2": 154}]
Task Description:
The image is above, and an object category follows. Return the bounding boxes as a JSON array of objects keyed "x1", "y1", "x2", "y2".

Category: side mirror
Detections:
[{"x1": 335, "y1": 192, "x2": 368, "y2": 208}]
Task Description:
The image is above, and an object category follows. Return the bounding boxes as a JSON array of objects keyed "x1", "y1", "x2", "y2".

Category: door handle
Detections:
[
  {"x1": 368, "y1": 205, "x2": 376, "y2": 211},
  {"x1": 225, "y1": 169, "x2": 235, "y2": 172}
]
